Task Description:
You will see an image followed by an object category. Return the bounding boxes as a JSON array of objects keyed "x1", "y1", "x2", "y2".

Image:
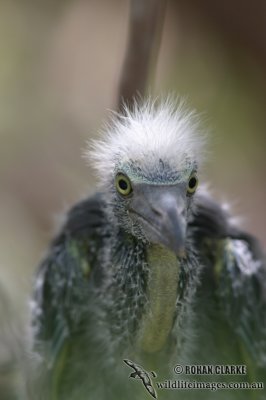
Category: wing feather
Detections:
[
  {"x1": 190, "y1": 193, "x2": 266, "y2": 367},
  {"x1": 31, "y1": 194, "x2": 106, "y2": 398}
]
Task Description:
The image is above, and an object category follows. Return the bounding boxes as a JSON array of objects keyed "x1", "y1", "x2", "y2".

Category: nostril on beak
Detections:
[{"x1": 150, "y1": 205, "x2": 164, "y2": 217}]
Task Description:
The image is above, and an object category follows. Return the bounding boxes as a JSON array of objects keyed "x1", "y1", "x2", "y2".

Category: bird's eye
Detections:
[
  {"x1": 115, "y1": 174, "x2": 132, "y2": 196},
  {"x1": 187, "y1": 173, "x2": 198, "y2": 195}
]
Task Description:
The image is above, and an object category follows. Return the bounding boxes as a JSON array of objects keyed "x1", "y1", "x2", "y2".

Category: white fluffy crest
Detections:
[{"x1": 87, "y1": 97, "x2": 206, "y2": 185}]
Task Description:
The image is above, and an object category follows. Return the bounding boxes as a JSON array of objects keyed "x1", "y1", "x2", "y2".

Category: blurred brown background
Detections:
[{"x1": 0, "y1": 0, "x2": 265, "y2": 318}]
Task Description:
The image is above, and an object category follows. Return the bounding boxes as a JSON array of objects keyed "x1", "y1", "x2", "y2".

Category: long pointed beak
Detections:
[
  {"x1": 155, "y1": 194, "x2": 186, "y2": 255},
  {"x1": 130, "y1": 186, "x2": 187, "y2": 256}
]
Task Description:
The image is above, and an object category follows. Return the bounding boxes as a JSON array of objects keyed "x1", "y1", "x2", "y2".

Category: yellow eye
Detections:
[
  {"x1": 187, "y1": 173, "x2": 198, "y2": 195},
  {"x1": 115, "y1": 174, "x2": 132, "y2": 196}
]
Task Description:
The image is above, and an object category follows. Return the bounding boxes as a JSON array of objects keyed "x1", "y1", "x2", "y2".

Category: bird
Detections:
[
  {"x1": 123, "y1": 358, "x2": 157, "y2": 399},
  {"x1": 28, "y1": 98, "x2": 266, "y2": 400}
]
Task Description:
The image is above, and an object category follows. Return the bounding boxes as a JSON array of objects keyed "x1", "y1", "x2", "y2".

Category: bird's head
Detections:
[{"x1": 88, "y1": 98, "x2": 205, "y2": 256}]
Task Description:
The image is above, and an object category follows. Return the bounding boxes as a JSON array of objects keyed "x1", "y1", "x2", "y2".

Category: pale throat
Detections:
[{"x1": 136, "y1": 243, "x2": 180, "y2": 353}]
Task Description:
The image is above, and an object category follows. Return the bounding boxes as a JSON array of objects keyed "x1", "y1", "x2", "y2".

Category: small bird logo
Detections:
[{"x1": 123, "y1": 359, "x2": 157, "y2": 399}]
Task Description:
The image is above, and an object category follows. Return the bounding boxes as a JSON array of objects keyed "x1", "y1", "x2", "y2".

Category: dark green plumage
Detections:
[{"x1": 28, "y1": 193, "x2": 266, "y2": 400}]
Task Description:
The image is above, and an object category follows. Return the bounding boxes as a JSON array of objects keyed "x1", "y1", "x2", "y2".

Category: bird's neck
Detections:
[
  {"x1": 136, "y1": 244, "x2": 180, "y2": 353},
  {"x1": 108, "y1": 229, "x2": 198, "y2": 356}
]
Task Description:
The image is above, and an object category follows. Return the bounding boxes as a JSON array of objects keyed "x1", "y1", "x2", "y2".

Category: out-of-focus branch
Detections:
[{"x1": 117, "y1": 0, "x2": 167, "y2": 111}]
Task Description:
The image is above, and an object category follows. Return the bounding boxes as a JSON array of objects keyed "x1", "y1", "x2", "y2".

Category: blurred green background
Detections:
[{"x1": 0, "y1": 0, "x2": 265, "y2": 323}]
